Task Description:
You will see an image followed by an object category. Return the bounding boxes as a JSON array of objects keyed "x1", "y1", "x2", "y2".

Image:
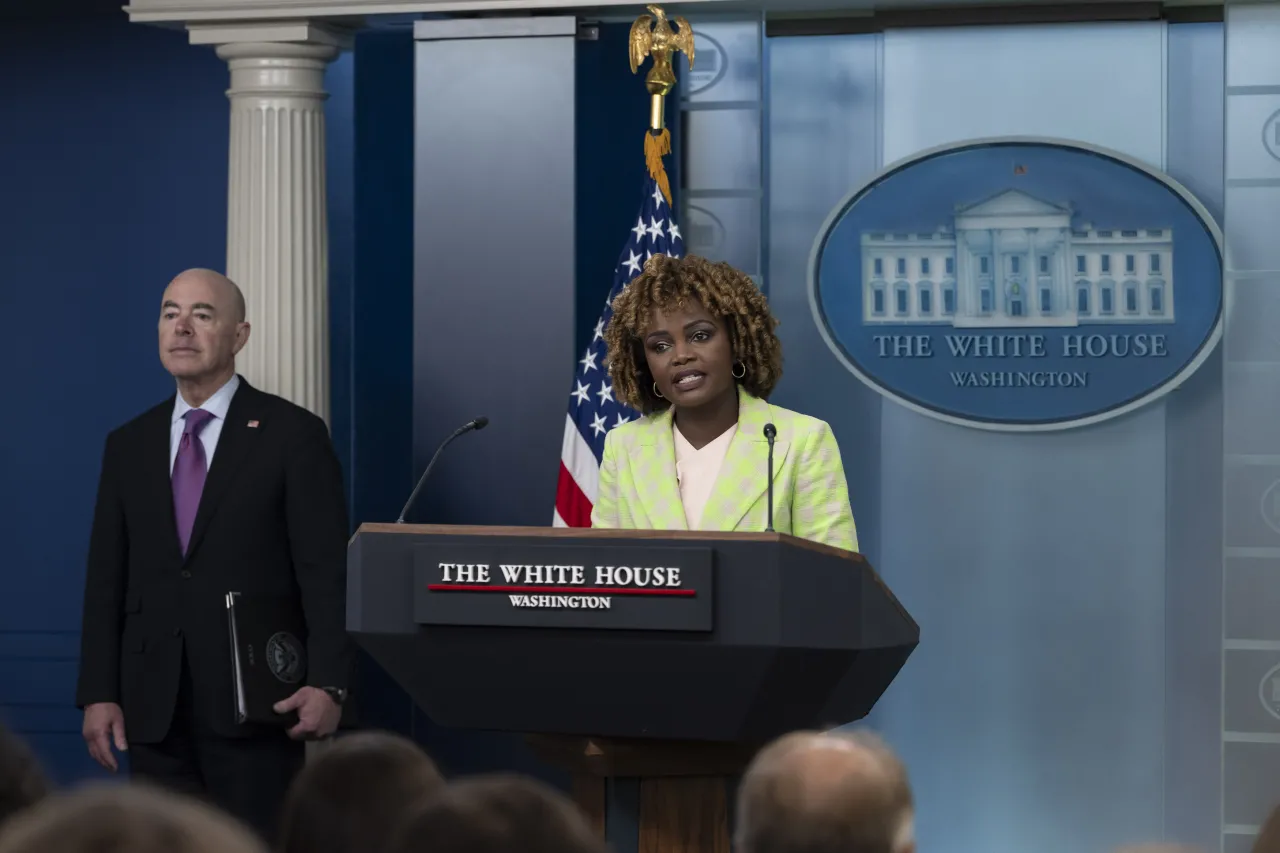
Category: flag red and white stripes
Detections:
[{"x1": 552, "y1": 175, "x2": 684, "y2": 527}]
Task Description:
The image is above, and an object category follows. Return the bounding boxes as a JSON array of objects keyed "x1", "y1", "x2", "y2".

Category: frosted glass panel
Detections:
[
  {"x1": 1226, "y1": 834, "x2": 1256, "y2": 853},
  {"x1": 1224, "y1": 460, "x2": 1280, "y2": 549},
  {"x1": 1225, "y1": 557, "x2": 1280, "y2": 641},
  {"x1": 765, "y1": 18, "x2": 1226, "y2": 853},
  {"x1": 681, "y1": 19, "x2": 760, "y2": 103},
  {"x1": 1224, "y1": 364, "x2": 1280, "y2": 454},
  {"x1": 882, "y1": 23, "x2": 1165, "y2": 167},
  {"x1": 875, "y1": 21, "x2": 1170, "y2": 853},
  {"x1": 1226, "y1": 4, "x2": 1280, "y2": 87},
  {"x1": 1224, "y1": 741, "x2": 1280, "y2": 826},
  {"x1": 1225, "y1": 186, "x2": 1280, "y2": 270},
  {"x1": 1224, "y1": 649, "x2": 1280, "y2": 733},
  {"x1": 678, "y1": 16, "x2": 762, "y2": 284},
  {"x1": 683, "y1": 195, "x2": 759, "y2": 275},
  {"x1": 683, "y1": 108, "x2": 760, "y2": 190},
  {"x1": 1225, "y1": 10, "x2": 1280, "y2": 838},
  {"x1": 1226, "y1": 279, "x2": 1280, "y2": 362},
  {"x1": 1225, "y1": 94, "x2": 1280, "y2": 180}
]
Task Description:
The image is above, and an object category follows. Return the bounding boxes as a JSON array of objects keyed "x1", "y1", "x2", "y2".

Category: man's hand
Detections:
[
  {"x1": 273, "y1": 686, "x2": 340, "y2": 740},
  {"x1": 83, "y1": 703, "x2": 127, "y2": 772}
]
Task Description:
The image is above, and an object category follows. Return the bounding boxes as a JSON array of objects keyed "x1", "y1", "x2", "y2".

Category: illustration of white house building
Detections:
[{"x1": 860, "y1": 189, "x2": 1174, "y2": 328}]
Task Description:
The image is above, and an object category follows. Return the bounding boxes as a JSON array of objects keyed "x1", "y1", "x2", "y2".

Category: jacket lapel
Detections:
[
  {"x1": 146, "y1": 397, "x2": 185, "y2": 564},
  {"x1": 701, "y1": 388, "x2": 790, "y2": 532},
  {"x1": 184, "y1": 381, "x2": 263, "y2": 562},
  {"x1": 630, "y1": 407, "x2": 688, "y2": 531}
]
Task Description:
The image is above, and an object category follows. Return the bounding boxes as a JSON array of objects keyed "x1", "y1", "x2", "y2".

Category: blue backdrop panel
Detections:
[
  {"x1": 0, "y1": 7, "x2": 230, "y2": 784},
  {"x1": 767, "y1": 19, "x2": 1226, "y2": 853}
]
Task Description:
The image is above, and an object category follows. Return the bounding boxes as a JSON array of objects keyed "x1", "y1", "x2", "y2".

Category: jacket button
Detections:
[
  {"x1": 172, "y1": 628, "x2": 182, "y2": 638},
  {"x1": 181, "y1": 570, "x2": 192, "y2": 579}
]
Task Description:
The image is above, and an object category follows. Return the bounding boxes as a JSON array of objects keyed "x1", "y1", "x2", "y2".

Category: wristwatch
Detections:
[{"x1": 320, "y1": 686, "x2": 347, "y2": 705}]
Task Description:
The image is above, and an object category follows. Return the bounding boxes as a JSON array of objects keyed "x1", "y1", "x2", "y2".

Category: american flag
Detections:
[{"x1": 552, "y1": 174, "x2": 685, "y2": 527}]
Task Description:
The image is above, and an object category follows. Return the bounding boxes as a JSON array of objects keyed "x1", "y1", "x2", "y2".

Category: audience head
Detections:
[
  {"x1": 0, "y1": 782, "x2": 267, "y2": 853},
  {"x1": 385, "y1": 772, "x2": 606, "y2": 853},
  {"x1": 277, "y1": 731, "x2": 445, "y2": 853},
  {"x1": 0, "y1": 722, "x2": 49, "y2": 829},
  {"x1": 735, "y1": 729, "x2": 914, "y2": 853},
  {"x1": 158, "y1": 268, "x2": 249, "y2": 385},
  {"x1": 1254, "y1": 806, "x2": 1280, "y2": 853}
]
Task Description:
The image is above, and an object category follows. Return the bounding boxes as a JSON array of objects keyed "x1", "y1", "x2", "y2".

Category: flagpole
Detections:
[{"x1": 629, "y1": 3, "x2": 694, "y2": 207}]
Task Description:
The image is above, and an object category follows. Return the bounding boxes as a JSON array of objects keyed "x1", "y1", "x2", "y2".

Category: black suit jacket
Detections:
[{"x1": 75, "y1": 377, "x2": 353, "y2": 742}]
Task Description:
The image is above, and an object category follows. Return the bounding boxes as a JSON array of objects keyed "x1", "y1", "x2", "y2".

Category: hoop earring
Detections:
[
  {"x1": 731, "y1": 361, "x2": 746, "y2": 379},
  {"x1": 653, "y1": 382, "x2": 664, "y2": 399}
]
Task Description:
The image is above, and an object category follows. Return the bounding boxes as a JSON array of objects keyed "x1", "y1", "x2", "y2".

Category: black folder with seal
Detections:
[{"x1": 225, "y1": 591, "x2": 308, "y2": 726}]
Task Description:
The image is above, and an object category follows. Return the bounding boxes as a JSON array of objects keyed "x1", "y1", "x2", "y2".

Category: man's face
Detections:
[{"x1": 157, "y1": 275, "x2": 248, "y2": 382}]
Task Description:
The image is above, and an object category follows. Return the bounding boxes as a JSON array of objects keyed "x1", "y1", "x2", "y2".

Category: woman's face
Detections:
[{"x1": 642, "y1": 299, "x2": 736, "y2": 411}]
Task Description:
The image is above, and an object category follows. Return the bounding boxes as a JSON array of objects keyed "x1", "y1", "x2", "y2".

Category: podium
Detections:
[{"x1": 347, "y1": 523, "x2": 918, "y2": 853}]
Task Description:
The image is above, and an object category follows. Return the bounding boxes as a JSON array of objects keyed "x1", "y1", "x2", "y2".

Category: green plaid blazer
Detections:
[{"x1": 591, "y1": 386, "x2": 859, "y2": 552}]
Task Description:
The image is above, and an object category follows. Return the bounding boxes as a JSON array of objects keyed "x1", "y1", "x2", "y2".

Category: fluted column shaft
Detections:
[{"x1": 216, "y1": 41, "x2": 338, "y2": 423}]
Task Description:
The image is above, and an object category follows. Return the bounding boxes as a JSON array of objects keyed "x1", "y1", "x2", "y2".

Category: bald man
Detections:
[
  {"x1": 75, "y1": 269, "x2": 353, "y2": 840},
  {"x1": 734, "y1": 730, "x2": 915, "y2": 853}
]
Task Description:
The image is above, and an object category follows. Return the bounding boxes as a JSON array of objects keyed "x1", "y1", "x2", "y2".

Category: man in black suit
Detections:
[{"x1": 76, "y1": 268, "x2": 353, "y2": 839}]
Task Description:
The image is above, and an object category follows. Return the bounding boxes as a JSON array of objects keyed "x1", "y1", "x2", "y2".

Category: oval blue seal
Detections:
[{"x1": 808, "y1": 138, "x2": 1223, "y2": 431}]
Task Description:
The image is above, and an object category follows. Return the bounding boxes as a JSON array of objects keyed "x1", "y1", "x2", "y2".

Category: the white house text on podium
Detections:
[{"x1": 860, "y1": 190, "x2": 1174, "y2": 329}]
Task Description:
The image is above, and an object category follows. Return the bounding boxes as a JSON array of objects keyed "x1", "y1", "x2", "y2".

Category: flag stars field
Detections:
[{"x1": 552, "y1": 170, "x2": 685, "y2": 528}]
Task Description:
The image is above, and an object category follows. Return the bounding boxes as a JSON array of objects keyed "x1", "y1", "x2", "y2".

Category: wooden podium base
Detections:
[{"x1": 526, "y1": 735, "x2": 762, "y2": 853}]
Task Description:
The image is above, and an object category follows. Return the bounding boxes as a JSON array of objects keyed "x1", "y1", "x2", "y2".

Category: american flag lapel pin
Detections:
[{"x1": 247, "y1": 420, "x2": 259, "y2": 428}]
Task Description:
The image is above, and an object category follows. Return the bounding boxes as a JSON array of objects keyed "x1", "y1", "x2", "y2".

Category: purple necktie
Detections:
[{"x1": 172, "y1": 409, "x2": 215, "y2": 555}]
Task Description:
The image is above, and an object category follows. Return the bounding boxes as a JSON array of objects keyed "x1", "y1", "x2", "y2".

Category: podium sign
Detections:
[
  {"x1": 413, "y1": 543, "x2": 714, "y2": 631},
  {"x1": 348, "y1": 523, "x2": 918, "y2": 742}
]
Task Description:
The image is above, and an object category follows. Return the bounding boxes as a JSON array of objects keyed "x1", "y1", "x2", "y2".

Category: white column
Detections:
[{"x1": 190, "y1": 22, "x2": 351, "y2": 423}]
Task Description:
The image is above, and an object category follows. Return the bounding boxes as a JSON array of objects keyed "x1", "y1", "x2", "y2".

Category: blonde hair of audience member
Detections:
[
  {"x1": 0, "y1": 782, "x2": 267, "y2": 853},
  {"x1": 385, "y1": 773, "x2": 607, "y2": 853},
  {"x1": 735, "y1": 730, "x2": 914, "y2": 853},
  {"x1": 0, "y1": 722, "x2": 51, "y2": 829},
  {"x1": 277, "y1": 731, "x2": 445, "y2": 853}
]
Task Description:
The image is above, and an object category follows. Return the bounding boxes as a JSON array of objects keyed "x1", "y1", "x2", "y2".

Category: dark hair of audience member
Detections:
[
  {"x1": 276, "y1": 731, "x2": 445, "y2": 853},
  {"x1": 1252, "y1": 803, "x2": 1280, "y2": 853},
  {"x1": 384, "y1": 773, "x2": 606, "y2": 853},
  {"x1": 0, "y1": 782, "x2": 267, "y2": 853},
  {"x1": 0, "y1": 722, "x2": 50, "y2": 828}
]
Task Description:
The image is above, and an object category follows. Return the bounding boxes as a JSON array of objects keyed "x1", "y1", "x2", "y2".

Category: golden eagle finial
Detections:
[
  {"x1": 629, "y1": 3, "x2": 692, "y2": 200},
  {"x1": 628, "y1": 4, "x2": 695, "y2": 98}
]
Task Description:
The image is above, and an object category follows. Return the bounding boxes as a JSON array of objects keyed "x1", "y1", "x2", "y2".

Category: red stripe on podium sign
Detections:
[{"x1": 426, "y1": 584, "x2": 696, "y2": 597}]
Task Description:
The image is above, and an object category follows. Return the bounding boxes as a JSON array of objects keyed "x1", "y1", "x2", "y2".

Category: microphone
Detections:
[
  {"x1": 763, "y1": 423, "x2": 776, "y2": 532},
  {"x1": 395, "y1": 416, "x2": 489, "y2": 524}
]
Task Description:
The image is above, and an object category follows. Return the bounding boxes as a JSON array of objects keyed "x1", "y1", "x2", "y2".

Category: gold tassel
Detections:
[{"x1": 645, "y1": 128, "x2": 673, "y2": 207}]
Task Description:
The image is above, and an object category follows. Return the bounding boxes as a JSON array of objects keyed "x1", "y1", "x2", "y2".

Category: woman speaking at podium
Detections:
[{"x1": 591, "y1": 253, "x2": 859, "y2": 552}]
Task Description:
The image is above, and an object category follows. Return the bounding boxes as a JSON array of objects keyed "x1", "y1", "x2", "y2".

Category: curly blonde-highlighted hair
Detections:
[{"x1": 604, "y1": 254, "x2": 782, "y2": 413}]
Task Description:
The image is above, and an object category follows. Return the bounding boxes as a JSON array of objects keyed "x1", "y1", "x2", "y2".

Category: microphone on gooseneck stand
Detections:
[
  {"x1": 763, "y1": 423, "x2": 777, "y2": 532},
  {"x1": 395, "y1": 416, "x2": 490, "y2": 524}
]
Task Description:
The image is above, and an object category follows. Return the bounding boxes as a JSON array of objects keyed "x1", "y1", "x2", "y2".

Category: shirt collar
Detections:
[
  {"x1": 673, "y1": 421, "x2": 737, "y2": 458},
  {"x1": 172, "y1": 374, "x2": 241, "y2": 425}
]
